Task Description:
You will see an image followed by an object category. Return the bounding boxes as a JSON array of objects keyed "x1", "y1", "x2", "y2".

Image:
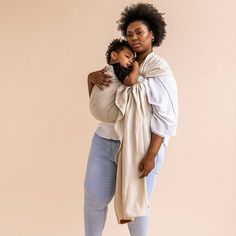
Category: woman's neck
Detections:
[{"x1": 136, "y1": 49, "x2": 153, "y2": 65}]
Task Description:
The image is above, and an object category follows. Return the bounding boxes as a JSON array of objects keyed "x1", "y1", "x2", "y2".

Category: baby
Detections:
[
  {"x1": 89, "y1": 39, "x2": 140, "y2": 122},
  {"x1": 106, "y1": 38, "x2": 139, "y2": 85}
]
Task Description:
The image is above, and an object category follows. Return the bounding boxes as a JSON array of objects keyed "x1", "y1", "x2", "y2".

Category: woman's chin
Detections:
[{"x1": 133, "y1": 48, "x2": 143, "y2": 54}]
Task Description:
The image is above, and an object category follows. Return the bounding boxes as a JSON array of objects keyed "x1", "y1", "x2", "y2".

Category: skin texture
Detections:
[{"x1": 87, "y1": 20, "x2": 164, "y2": 177}]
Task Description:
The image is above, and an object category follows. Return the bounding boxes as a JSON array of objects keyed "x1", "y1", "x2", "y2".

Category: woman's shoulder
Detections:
[
  {"x1": 140, "y1": 52, "x2": 172, "y2": 79},
  {"x1": 152, "y1": 52, "x2": 170, "y2": 69}
]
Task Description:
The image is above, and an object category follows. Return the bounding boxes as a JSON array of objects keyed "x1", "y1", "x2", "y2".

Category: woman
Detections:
[{"x1": 84, "y1": 3, "x2": 178, "y2": 236}]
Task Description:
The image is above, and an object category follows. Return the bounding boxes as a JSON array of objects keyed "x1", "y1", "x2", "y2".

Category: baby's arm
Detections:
[{"x1": 123, "y1": 61, "x2": 139, "y2": 86}]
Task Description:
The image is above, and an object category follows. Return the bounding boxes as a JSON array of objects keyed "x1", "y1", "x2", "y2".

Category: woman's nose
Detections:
[{"x1": 131, "y1": 34, "x2": 138, "y2": 41}]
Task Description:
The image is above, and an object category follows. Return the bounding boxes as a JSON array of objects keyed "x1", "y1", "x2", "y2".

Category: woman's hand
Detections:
[
  {"x1": 88, "y1": 67, "x2": 112, "y2": 90},
  {"x1": 139, "y1": 133, "x2": 164, "y2": 178},
  {"x1": 139, "y1": 154, "x2": 156, "y2": 178}
]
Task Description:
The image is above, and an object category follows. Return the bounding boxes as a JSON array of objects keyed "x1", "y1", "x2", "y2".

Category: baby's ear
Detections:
[{"x1": 111, "y1": 51, "x2": 118, "y2": 60}]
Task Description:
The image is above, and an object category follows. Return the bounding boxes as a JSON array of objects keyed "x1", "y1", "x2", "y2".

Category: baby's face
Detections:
[{"x1": 115, "y1": 47, "x2": 135, "y2": 68}]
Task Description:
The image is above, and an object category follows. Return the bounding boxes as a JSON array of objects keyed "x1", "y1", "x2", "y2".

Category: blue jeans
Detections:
[{"x1": 84, "y1": 133, "x2": 165, "y2": 236}]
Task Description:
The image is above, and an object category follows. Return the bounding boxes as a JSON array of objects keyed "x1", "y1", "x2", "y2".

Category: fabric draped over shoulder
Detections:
[
  {"x1": 114, "y1": 52, "x2": 177, "y2": 223},
  {"x1": 89, "y1": 52, "x2": 178, "y2": 224},
  {"x1": 114, "y1": 82, "x2": 151, "y2": 223},
  {"x1": 142, "y1": 53, "x2": 178, "y2": 140}
]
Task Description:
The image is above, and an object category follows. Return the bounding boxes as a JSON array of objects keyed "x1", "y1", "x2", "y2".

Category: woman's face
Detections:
[{"x1": 126, "y1": 21, "x2": 154, "y2": 55}]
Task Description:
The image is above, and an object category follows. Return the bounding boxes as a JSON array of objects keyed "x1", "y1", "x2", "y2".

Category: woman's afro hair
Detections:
[
  {"x1": 117, "y1": 3, "x2": 167, "y2": 47},
  {"x1": 105, "y1": 38, "x2": 134, "y2": 64}
]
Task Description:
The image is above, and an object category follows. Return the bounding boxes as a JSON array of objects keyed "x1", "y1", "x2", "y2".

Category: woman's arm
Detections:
[
  {"x1": 123, "y1": 61, "x2": 139, "y2": 86},
  {"x1": 87, "y1": 67, "x2": 112, "y2": 97},
  {"x1": 139, "y1": 76, "x2": 178, "y2": 177},
  {"x1": 139, "y1": 133, "x2": 164, "y2": 178}
]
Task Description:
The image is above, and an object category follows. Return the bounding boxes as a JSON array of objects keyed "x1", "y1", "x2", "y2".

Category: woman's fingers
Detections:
[
  {"x1": 140, "y1": 169, "x2": 148, "y2": 178},
  {"x1": 139, "y1": 157, "x2": 155, "y2": 178},
  {"x1": 103, "y1": 78, "x2": 112, "y2": 85},
  {"x1": 139, "y1": 161, "x2": 144, "y2": 171},
  {"x1": 103, "y1": 73, "x2": 112, "y2": 78},
  {"x1": 140, "y1": 167, "x2": 151, "y2": 178},
  {"x1": 96, "y1": 84, "x2": 104, "y2": 90},
  {"x1": 102, "y1": 72, "x2": 112, "y2": 85},
  {"x1": 139, "y1": 161, "x2": 147, "y2": 178},
  {"x1": 96, "y1": 78, "x2": 111, "y2": 87},
  {"x1": 90, "y1": 67, "x2": 112, "y2": 90},
  {"x1": 97, "y1": 74, "x2": 112, "y2": 87}
]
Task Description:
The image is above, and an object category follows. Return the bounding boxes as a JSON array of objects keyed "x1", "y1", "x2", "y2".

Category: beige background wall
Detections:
[{"x1": 0, "y1": 0, "x2": 235, "y2": 235}]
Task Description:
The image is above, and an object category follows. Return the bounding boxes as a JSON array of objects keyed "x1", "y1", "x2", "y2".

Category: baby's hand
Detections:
[{"x1": 132, "y1": 61, "x2": 139, "y2": 69}]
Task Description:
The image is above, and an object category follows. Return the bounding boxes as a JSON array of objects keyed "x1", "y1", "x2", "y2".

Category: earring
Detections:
[{"x1": 152, "y1": 38, "x2": 155, "y2": 42}]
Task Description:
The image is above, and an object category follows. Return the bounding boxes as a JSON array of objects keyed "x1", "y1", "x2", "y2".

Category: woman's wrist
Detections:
[
  {"x1": 146, "y1": 133, "x2": 164, "y2": 159},
  {"x1": 145, "y1": 151, "x2": 157, "y2": 161}
]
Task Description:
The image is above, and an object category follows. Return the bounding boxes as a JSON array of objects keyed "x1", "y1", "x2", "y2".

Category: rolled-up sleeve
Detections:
[{"x1": 143, "y1": 74, "x2": 178, "y2": 139}]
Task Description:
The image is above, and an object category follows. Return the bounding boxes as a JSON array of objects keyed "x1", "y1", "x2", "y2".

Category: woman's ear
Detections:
[
  {"x1": 111, "y1": 51, "x2": 118, "y2": 61},
  {"x1": 149, "y1": 30, "x2": 154, "y2": 40}
]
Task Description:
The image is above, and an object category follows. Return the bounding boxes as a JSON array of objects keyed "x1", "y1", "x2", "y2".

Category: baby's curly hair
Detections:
[
  {"x1": 117, "y1": 3, "x2": 166, "y2": 47},
  {"x1": 105, "y1": 38, "x2": 134, "y2": 64}
]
